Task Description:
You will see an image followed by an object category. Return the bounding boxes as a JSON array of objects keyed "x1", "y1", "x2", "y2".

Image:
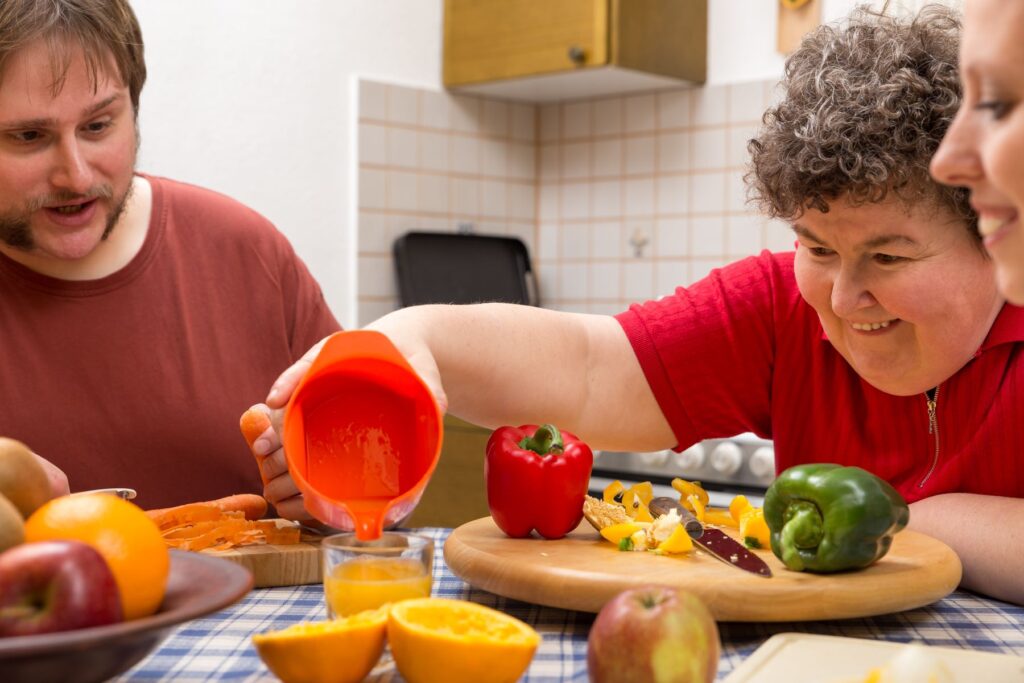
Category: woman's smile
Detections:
[
  {"x1": 848, "y1": 318, "x2": 899, "y2": 334},
  {"x1": 977, "y1": 210, "x2": 1019, "y2": 250}
]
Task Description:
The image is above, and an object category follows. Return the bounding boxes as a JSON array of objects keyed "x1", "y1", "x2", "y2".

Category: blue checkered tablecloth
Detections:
[{"x1": 115, "y1": 527, "x2": 1024, "y2": 682}]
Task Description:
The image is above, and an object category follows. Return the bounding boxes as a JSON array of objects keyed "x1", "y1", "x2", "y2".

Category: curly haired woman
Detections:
[
  {"x1": 258, "y1": 8, "x2": 1024, "y2": 604},
  {"x1": 932, "y1": 0, "x2": 1024, "y2": 305}
]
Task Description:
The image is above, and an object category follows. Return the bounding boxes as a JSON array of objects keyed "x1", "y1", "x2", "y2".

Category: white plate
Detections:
[{"x1": 723, "y1": 633, "x2": 1024, "y2": 683}]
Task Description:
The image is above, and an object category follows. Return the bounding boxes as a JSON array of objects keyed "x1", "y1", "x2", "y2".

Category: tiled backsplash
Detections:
[{"x1": 356, "y1": 79, "x2": 792, "y2": 325}]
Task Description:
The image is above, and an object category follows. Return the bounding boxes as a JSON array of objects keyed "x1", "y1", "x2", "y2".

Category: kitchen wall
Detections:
[
  {"x1": 131, "y1": 0, "x2": 959, "y2": 327},
  {"x1": 356, "y1": 82, "x2": 538, "y2": 323},
  {"x1": 132, "y1": 0, "x2": 445, "y2": 329},
  {"x1": 355, "y1": 79, "x2": 793, "y2": 323}
]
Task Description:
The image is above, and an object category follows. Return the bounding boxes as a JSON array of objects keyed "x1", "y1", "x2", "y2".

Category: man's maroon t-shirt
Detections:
[{"x1": 0, "y1": 175, "x2": 341, "y2": 508}]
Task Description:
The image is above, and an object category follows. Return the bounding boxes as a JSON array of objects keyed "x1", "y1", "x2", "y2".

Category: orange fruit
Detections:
[
  {"x1": 252, "y1": 607, "x2": 388, "y2": 683},
  {"x1": 388, "y1": 598, "x2": 539, "y2": 683},
  {"x1": 24, "y1": 494, "x2": 170, "y2": 620}
]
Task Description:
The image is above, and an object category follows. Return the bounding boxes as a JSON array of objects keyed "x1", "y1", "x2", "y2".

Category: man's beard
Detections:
[{"x1": 0, "y1": 181, "x2": 133, "y2": 252}]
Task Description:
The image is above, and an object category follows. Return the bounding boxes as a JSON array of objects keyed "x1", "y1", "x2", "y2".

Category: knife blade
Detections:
[{"x1": 649, "y1": 497, "x2": 772, "y2": 578}]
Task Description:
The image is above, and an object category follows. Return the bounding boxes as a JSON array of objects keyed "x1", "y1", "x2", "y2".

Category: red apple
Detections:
[
  {"x1": 0, "y1": 540, "x2": 122, "y2": 637},
  {"x1": 587, "y1": 585, "x2": 719, "y2": 683}
]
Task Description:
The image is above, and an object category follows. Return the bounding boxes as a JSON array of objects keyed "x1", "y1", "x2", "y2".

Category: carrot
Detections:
[
  {"x1": 240, "y1": 406, "x2": 272, "y2": 446},
  {"x1": 240, "y1": 406, "x2": 273, "y2": 485},
  {"x1": 146, "y1": 496, "x2": 300, "y2": 553},
  {"x1": 210, "y1": 493, "x2": 268, "y2": 520},
  {"x1": 146, "y1": 493, "x2": 268, "y2": 522}
]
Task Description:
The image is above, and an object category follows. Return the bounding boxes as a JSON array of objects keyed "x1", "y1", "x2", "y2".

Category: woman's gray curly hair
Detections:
[{"x1": 747, "y1": 4, "x2": 974, "y2": 234}]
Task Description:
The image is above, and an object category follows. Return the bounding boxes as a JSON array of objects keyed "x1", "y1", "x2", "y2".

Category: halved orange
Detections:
[
  {"x1": 388, "y1": 598, "x2": 539, "y2": 683},
  {"x1": 252, "y1": 607, "x2": 388, "y2": 683}
]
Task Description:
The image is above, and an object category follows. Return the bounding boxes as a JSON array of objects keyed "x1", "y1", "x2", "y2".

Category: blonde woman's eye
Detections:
[{"x1": 975, "y1": 100, "x2": 1012, "y2": 120}]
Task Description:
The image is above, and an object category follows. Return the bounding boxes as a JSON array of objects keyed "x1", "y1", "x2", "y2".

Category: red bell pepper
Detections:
[{"x1": 485, "y1": 423, "x2": 594, "y2": 539}]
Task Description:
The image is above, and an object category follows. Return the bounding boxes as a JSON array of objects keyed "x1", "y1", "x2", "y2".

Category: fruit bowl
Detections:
[{"x1": 0, "y1": 549, "x2": 253, "y2": 683}]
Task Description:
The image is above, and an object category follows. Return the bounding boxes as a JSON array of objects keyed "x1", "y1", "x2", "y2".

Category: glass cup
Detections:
[{"x1": 322, "y1": 532, "x2": 434, "y2": 619}]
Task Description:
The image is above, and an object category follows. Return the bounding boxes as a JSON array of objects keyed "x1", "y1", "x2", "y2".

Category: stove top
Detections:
[{"x1": 590, "y1": 433, "x2": 775, "y2": 501}]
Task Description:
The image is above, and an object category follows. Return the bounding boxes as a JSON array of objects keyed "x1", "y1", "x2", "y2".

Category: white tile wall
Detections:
[
  {"x1": 356, "y1": 77, "x2": 785, "y2": 323},
  {"x1": 355, "y1": 79, "x2": 538, "y2": 325}
]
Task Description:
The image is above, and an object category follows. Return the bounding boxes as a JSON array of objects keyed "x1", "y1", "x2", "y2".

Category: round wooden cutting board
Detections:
[{"x1": 443, "y1": 517, "x2": 962, "y2": 621}]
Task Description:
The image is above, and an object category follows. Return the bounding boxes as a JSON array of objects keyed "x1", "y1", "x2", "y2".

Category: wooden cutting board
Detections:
[
  {"x1": 723, "y1": 633, "x2": 1024, "y2": 682},
  {"x1": 205, "y1": 529, "x2": 323, "y2": 588},
  {"x1": 444, "y1": 517, "x2": 962, "y2": 621}
]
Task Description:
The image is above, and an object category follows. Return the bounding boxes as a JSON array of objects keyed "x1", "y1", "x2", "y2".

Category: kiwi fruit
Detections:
[
  {"x1": 0, "y1": 437, "x2": 53, "y2": 519},
  {"x1": 0, "y1": 492, "x2": 24, "y2": 552}
]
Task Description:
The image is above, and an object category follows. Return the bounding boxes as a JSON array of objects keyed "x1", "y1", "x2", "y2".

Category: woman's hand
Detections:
[
  {"x1": 242, "y1": 403, "x2": 317, "y2": 524},
  {"x1": 256, "y1": 322, "x2": 447, "y2": 530}
]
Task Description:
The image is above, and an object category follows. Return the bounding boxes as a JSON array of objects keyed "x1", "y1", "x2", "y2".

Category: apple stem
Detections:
[
  {"x1": 640, "y1": 593, "x2": 666, "y2": 609},
  {"x1": 0, "y1": 604, "x2": 39, "y2": 620}
]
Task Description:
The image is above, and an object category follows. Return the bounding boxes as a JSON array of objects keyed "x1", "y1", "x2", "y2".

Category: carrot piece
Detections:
[
  {"x1": 147, "y1": 503, "x2": 224, "y2": 529},
  {"x1": 163, "y1": 517, "x2": 246, "y2": 540},
  {"x1": 256, "y1": 521, "x2": 302, "y2": 545},
  {"x1": 147, "y1": 495, "x2": 268, "y2": 523},
  {"x1": 209, "y1": 493, "x2": 268, "y2": 520},
  {"x1": 165, "y1": 519, "x2": 250, "y2": 551},
  {"x1": 240, "y1": 407, "x2": 273, "y2": 446},
  {"x1": 146, "y1": 493, "x2": 300, "y2": 551},
  {"x1": 240, "y1": 406, "x2": 273, "y2": 485}
]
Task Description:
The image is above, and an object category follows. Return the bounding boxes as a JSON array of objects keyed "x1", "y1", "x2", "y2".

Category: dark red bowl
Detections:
[{"x1": 0, "y1": 549, "x2": 253, "y2": 683}]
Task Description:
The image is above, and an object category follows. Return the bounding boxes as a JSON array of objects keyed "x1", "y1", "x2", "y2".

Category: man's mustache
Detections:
[{"x1": 26, "y1": 185, "x2": 115, "y2": 211}]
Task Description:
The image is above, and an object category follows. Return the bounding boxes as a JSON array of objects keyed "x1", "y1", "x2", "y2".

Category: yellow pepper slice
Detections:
[
  {"x1": 729, "y1": 494, "x2": 752, "y2": 525},
  {"x1": 628, "y1": 502, "x2": 654, "y2": 523},
  {"x1": 599, "y1": 521, "x2": 649, "y2": 544},
  {"x1": 703, "y1": 508, "x2": 736, "y2": 527},
  {"x1": 605, "y1": 481, "x2": 655, "y2": 522},
  {"x1": 602, "y1": 480, "x2": 625, "y2": 505},
  {"x1": 685, "y1": 494, "x2": 706, "y2": 524},
  {"x1": 655, "y1": 524, "x2": 694, "y2": 554},
  {"x1": 739, "y1": 507, "x2": 770, "y2": 550},
  {"x1": 671, "y1": 478, "x2": 709, "y2": 507}
]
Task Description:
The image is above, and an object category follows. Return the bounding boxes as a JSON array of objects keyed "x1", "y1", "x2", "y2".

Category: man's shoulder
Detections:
[
  {"x1": 146, "y1": 174, "x2": 275, "y2": 230},
  {"x1": 146, "y1": 174, "x2": 287, "y2": 247}
]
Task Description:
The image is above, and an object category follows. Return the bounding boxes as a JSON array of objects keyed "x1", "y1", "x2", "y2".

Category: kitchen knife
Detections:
[
  {"x1": 70, "y1": 488, "x2": 137, "y2": 500},
  {"x1": 650, "y1": 496, "x2": 772, "y2": 578}
]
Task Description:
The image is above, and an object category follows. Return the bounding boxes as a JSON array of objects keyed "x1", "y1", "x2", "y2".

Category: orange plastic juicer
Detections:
[{"x1": 282, "y1": 330, "x2": 443, "y2": 540}]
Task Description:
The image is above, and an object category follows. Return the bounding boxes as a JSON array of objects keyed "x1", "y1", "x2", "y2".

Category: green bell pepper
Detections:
[{"x1": 763, "y1": 464, "x2": 909, "y2": 573}]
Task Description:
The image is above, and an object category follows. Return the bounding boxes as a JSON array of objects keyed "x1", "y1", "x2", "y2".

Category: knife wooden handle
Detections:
[{"x1": 649, "y1": 497, "x2": 703, "y2": 539}]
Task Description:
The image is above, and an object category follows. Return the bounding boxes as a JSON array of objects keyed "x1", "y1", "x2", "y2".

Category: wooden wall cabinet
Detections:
[
  {"x1": 443, "y1": 0, "x2": 707, "y2": 102},
  {"x1": 405, "y1": 415, "x2": 492, "y2": 528}
]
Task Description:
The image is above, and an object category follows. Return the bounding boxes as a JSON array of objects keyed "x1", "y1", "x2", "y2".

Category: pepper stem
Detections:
[
  {"x1": 779, "y1": 501, "x2": 824, "y2": 572},
  {"x1": 518, "y1": 424, "x2": 564, "y2": 456}
]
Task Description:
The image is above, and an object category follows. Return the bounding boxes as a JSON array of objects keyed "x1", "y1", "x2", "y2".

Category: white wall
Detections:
[
  {"x1": 132, "y1": 1, "x2": 442, "y2": 327},
  {"x1": 708, "y1": 0, "x2": 960, "y2": 84}
]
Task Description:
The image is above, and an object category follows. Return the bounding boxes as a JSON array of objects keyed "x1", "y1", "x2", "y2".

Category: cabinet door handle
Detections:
[{"x1": 567, "y1": 45, "x2": 586, "y2": 64}]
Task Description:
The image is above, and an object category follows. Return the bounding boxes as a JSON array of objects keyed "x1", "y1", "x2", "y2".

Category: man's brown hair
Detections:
[{"x1": 0, "y1": 0, "x2": 146, "y2": 115}]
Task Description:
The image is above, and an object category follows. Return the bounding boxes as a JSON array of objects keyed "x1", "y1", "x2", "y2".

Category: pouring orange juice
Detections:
[{"x1": 282, "y1": 330, "x2": 443, "y2": 541}]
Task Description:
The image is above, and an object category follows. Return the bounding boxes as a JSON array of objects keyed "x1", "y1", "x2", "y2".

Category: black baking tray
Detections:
[{"x1": 393, "y1": 231, "x2": 538, "y2": 307}]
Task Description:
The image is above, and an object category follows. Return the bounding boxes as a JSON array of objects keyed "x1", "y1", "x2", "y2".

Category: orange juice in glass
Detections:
[{"x1": 323, "y1": 532, "x2": 433, "y2": 618}]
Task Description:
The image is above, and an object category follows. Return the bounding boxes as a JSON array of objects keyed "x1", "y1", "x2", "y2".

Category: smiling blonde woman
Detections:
[{"x1": 931, "y1": 0, "x2": 1024, "y2": 305}]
